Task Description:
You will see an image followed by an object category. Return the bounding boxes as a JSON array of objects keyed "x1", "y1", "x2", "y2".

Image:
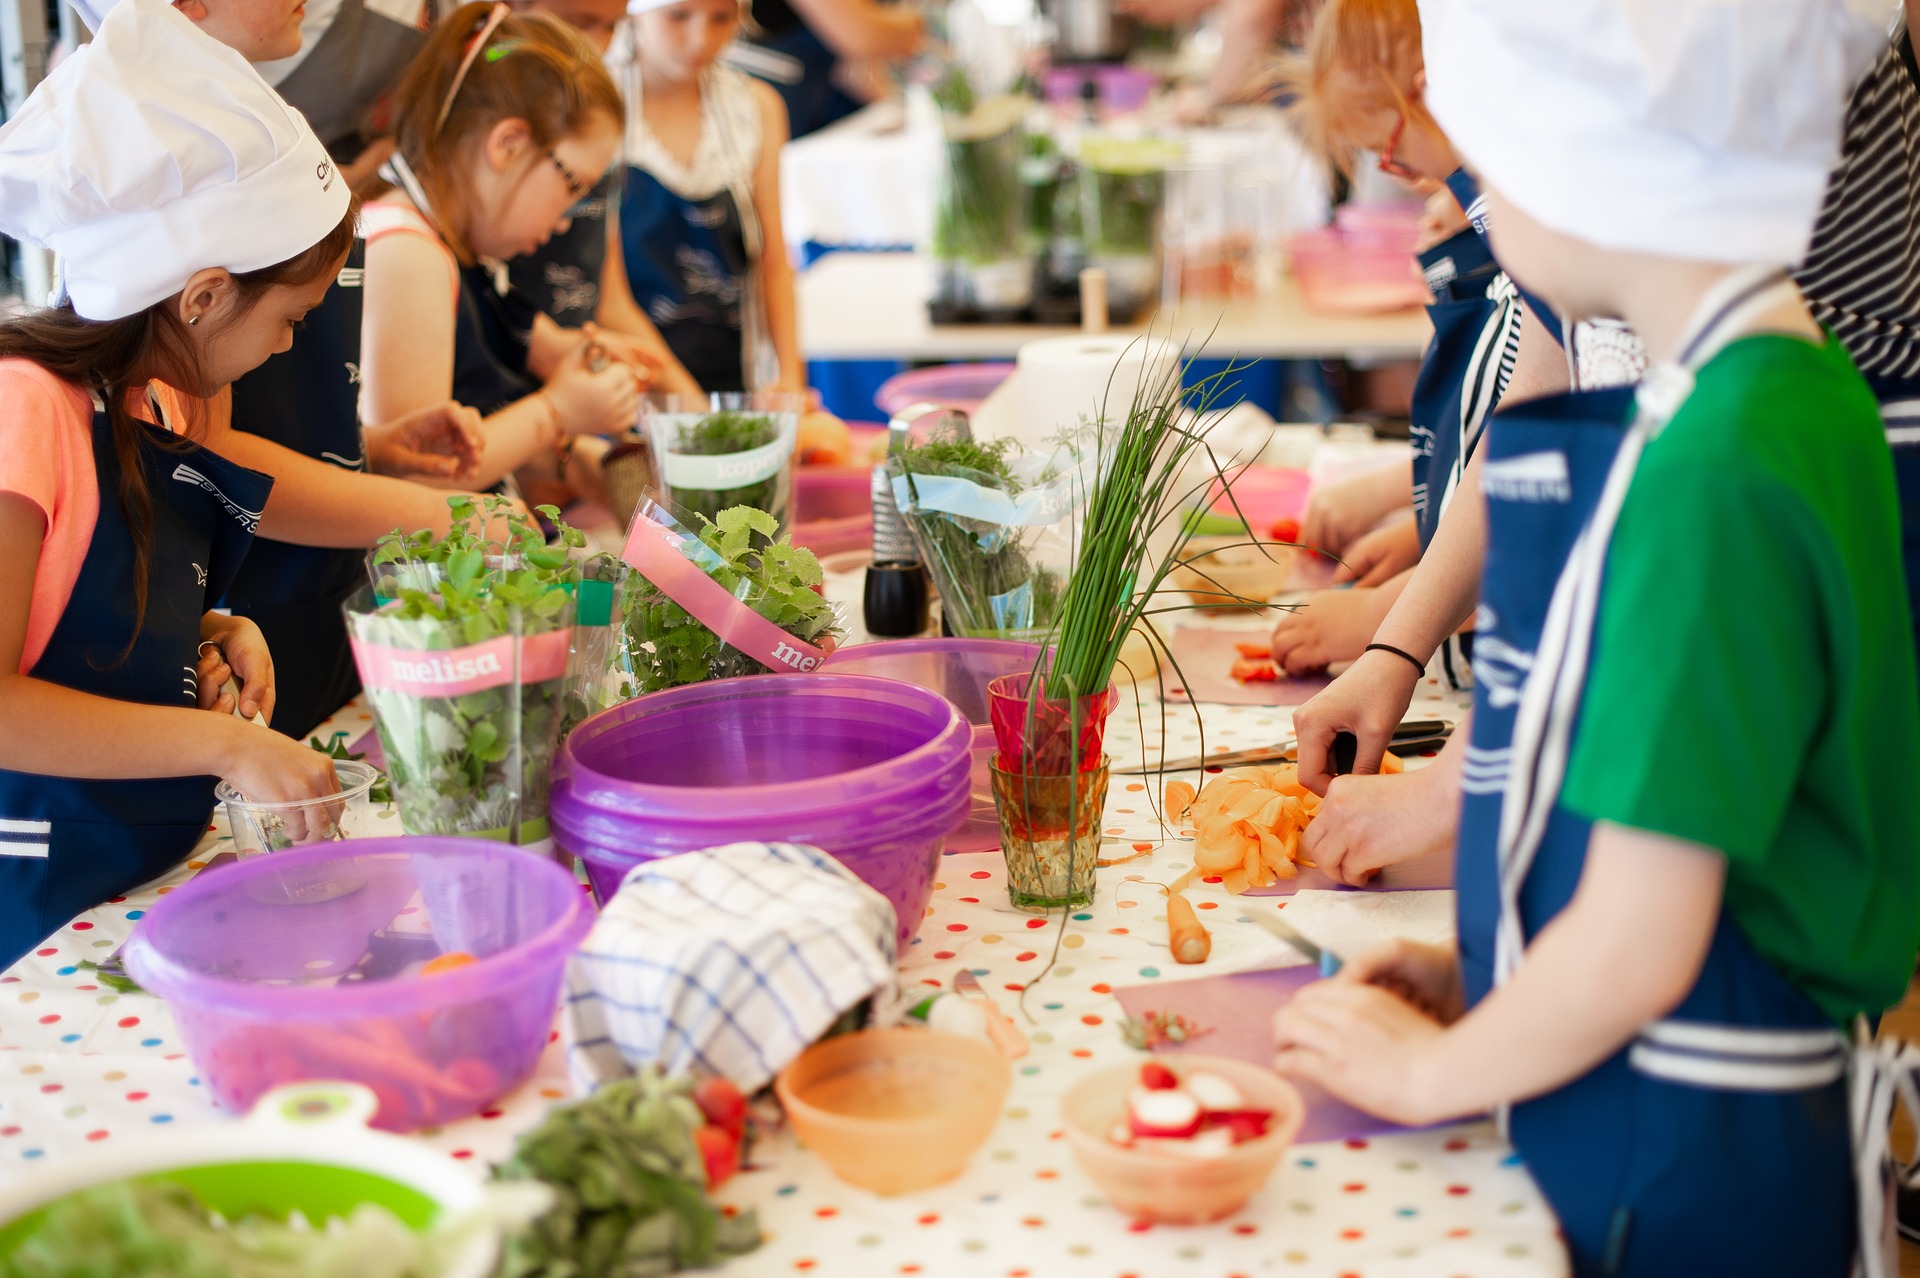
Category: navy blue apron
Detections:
[
  {"x1": 1865, "y1": 377, "x2": 1920, "y2": 664},
  {"x1": 1409, "y1": 226, "x2": 1518, "y2": 551},
  {"x1": 730, "y1": 19, "x2": 859, "y2": 140},
  {"x1": 0, "y1": 404, "x2": 272, "y2": 968},
  {"x1": 223, "y1": 241, "x2": 368, "y2": 739},
  {"x1": 1457, "y1": 272, "x2": 1857, "y2": 1277},
  {"x1": 507, "y1": 173, "x2": 611, "y2": 330},
  {"x1": 453, "y1": 259, "x2": 540, "y2": 418},
  {"x1": 620, "y1": 165, "x2": 748, "y2": 393},
  {"x1": 1445, "y1": 167, "x2": 1564, "y2": 352}
]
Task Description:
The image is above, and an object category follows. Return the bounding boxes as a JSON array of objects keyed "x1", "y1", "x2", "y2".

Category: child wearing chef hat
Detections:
[
  {"x1": 1272, "y1": 1, "x2": 1920, "y2": 1275},
  {"x1": 0, "y1": 0, "x2": 357, "y2": 966},
  {"x1": 360, "y1": 2, "x2": 646, "y2": 493}
]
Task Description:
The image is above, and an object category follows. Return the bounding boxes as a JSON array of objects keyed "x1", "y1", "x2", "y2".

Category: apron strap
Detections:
[{"x1": 1850, "y1": 1018, "x2": 1920, "y2": 1278}]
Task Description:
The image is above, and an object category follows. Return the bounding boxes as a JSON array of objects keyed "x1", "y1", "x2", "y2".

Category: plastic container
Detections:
[
  {"x1": 873, "y1": 363, "x2": 1016, "y2": 420},
  {"x1": 775, "y1": 1028, "x2": 1011, "y2": 1194},
  {"x1": 1286, "y1": 228, "x2": 1427, "y2": 315},
  {"x1": 1061, "y1": 1055, "x2": 1305, "y2": 1223},
  {"x1": 122, "y1": 837, "x2": 593, "y2": 1132},
  {"x1": 1206, "y1": 464, "x2": 1313, "y2": 535},
  {"x1": 793, "y1": 465, "x2": 873, "y2": 557},
  {"x1": 643, "y1": 391, "x2": 804, "y2": 534},
  {"x1": 821, "y1": 638, "x2": 1041, "y2": 854},
  {"x1": 0, "y1": 1083, "x2": 502, "y2": 1277},
  {"x1": 216, "y1": 759, "x2": 390, "y2": 857},
  {"x1": 1332, "y1": 199, "x2": 1424, "y2": 252},
  {"x1": 551, "y1": 675, "x2": 972, "y2": 953}
]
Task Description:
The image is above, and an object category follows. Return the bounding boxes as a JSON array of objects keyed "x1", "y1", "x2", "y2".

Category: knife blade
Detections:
[
  {"x1": 1246, "y1": 910, "x2": 1343, "y2": 977},
  {"x1": 1114, "y1": 720, "x2": 1452, "y2": 775}
]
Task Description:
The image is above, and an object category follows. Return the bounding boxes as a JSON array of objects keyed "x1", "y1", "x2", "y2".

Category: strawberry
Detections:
[
  {"x1": 693, "y1": 1076, "x2": 748, "y2": 1140},
  {"x1": 694, "y1": 1122, "x2": 740, "y2": 1188}
]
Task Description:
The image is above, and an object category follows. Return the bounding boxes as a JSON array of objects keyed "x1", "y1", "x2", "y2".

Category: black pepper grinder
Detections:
[{"x1": 864, "y1": 404, "x2": 968, "y2": 637}]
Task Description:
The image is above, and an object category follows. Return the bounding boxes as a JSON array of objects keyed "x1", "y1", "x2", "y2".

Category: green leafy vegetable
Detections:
[
  {"x1": 657, "y1": 411, "x2": 783, "y2": 529},
  {"x1": 616, "y1": 505, "x2": 840, "y2": 695},
  {"x1": 307, "y1": 733, "x2": 392, "y2": 806},
  {"x1": 0, "y1": 1177, "x2": 543, "y2": 1278},
  {"x1": 73, "y1": 959, "x2": 143, "y2": 996},
  {"x1": 350, "y1": 497, "x2": 580, "y2": 843},
  {"x1": 491, "y1": 1072, "x2": 761, "y2": 1278}
]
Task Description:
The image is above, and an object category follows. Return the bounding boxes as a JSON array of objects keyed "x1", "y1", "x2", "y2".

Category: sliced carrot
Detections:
[
  {"x1": 1231, "y1": 658, "x2": 1279, "y2": 684},
  {"x1": 1164, "y1": 779, "x2": 1197, "y2": 821},
  {"x1": 1235, "y1": 641, "x2": 1271, "y2": 660},
  {"x1": 1380, "y1": 751, "x2": 1405, "y2": 775},
  {"x1": 421, "y1": 951, "x2": 478, "y2": 977}
]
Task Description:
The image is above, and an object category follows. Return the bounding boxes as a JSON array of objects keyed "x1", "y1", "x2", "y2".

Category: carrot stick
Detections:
[{"x1": 1166, "y1": 890, "x2": 1211, "y2": 964}]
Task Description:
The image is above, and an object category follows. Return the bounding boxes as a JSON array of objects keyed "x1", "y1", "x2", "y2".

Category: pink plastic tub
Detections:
[
  {"x1": 122, "y1": 838, "x2": 592, "y2": 1132},
  {"x1": 551, "y1": 675, "x2": 972, "y2": 953},
  {"x1": 793, "y1": 465, "x2": 873, "y2": 557},
  {"x1": 1287, "y1": 228, "x2": 1427, "y2": 314},
  {"x1": 1206, "y1": 465, "x2": 1313, "y2": 535},
  {"x1": 822, "y1": 638, "x2": 1041, "y2": 854},
  {"x1": 874, "y1": 363, "x2": 1016, "y2": 421}
]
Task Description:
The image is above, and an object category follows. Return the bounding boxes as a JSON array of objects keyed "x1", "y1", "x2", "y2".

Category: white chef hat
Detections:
[
  {"x1": 1422, "y1": 0, "x2": 1888, "y2": 265},
  {"x1": 0, "y1": 0, "x2": 350, "y2": 320}
]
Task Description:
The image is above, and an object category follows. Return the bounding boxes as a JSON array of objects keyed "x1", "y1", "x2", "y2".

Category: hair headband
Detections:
[{"x1": 434, "y1": 2, "x2": 512, "y2": 137}]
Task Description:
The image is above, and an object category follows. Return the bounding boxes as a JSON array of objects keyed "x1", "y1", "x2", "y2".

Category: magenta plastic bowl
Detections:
[
  {"x1": 873, "y1": 363, "x2": 1015, "y2": 420},
  {"x1": 551, "y1": 675, "x2": 972, "y2": 952},
  {"x1": 794, "y1": 465, "x2": 873, "y2": 557},
  {"x1": 822, "y1": 639, "x2": 1041, "y2": 854},
  {"x1": 121, "y1": 837, "x2": 591, "y2": 1133}
]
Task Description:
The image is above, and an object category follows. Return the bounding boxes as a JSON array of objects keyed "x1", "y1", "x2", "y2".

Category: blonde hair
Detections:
[
  {"x1": 389, "y1": 2, "x2": 623, "y2": 264},
  {"x1": 1275, "y1": 0, "x2": 1427, "y2": 179}
]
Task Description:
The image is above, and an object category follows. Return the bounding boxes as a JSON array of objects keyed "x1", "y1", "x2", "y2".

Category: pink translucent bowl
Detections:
[
  {"x1": 1205, "y1": 464, "x2": 1313, "y2": 534},
  {"x1": 793, "y1": 466, "x2": 873, "y2": 557},
  {"x1": 551, "y1": 674, "x2": 972, "y2": 952},
  {"x1": 874, "y1": 363, "x2": 1016, "y2": 421},
  {"x1": 821, "y1": 638, "x2": 1042, "y2": 853},
  {"x1": 1287, "y1": 228, "x2": 1428, "y2": 315},
  {"x1": 122, "y1": 838, "x2": 592, "y2": 1132}
]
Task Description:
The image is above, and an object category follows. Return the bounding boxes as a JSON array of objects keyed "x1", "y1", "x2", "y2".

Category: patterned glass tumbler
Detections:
[{"x1": 989, "y1": 757, "x2": 1109, "y2": 911}]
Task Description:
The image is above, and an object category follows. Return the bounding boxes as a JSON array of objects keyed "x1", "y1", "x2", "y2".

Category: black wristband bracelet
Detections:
[{"x1": 1365, "y1": 642, "x2": 1428, "y2": 677}]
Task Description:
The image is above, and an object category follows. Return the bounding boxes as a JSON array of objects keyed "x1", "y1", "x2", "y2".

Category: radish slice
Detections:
[
  {"x1": 1203, "y1": 1108, "x2": 1277, "y2": 1143},
  {"x1": 1153, "y1": 1127, "x2": 1237, "y2": 1160},
  {"x1": 1185, "y1": 1071, "x2": 1244, "y2": 1111},
  {"x1": 1128, "y1": 1087, "x2": 1202, "y2": 1139}
]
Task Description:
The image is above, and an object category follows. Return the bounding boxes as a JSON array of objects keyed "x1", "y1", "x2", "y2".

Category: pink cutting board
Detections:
[
  {"x1": 1113, "y1": 965, "x2": 1435, "y2": 1143},
  {"x1": 1159, "y1": 626, "x2": 1333, "y2": 707}
]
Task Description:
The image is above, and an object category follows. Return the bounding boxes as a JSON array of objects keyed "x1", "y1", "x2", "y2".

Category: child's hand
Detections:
[
  {"x1": 367, "y1": 401, "x2": 484, "y2": 481},
  {"x1": 1301, "y1": 766, "x2": 1456, "y2": 885},
  {"x1": 1331, "y1": 511, "x2": 1419, "y2": 586},
  {"x1": 545, "y1": 331, "x2": 643, "y2": 436},
  {"x1": 1268, "y1": 584, "x2": 1396, "y2": 674},
  {"x1": 196, "y1": 615, "x2": 276, "y2": 724},
  {"x1": 1337, "y1": 937, "x2": 1463, "y2": 1024},
  {"x1": 1301, "y1": 473, "x2": 1408, "y2": 557},
  {"x1": 220, "y1": 728, "x2": 342, "y2": 810},
  {"x1": 1272, "y1": 979, "x2": 1447, "y2": 1126},
  {"x1": 1290, "y1": 648, "x2": 1426, "y2": 794}
]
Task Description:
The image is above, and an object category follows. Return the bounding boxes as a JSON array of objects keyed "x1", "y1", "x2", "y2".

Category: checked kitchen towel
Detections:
[{"x1": 563, "y1": 842, "x2": 899, "y2": 1093}]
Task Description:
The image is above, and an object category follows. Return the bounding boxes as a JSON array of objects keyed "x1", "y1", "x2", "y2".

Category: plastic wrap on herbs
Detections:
[
  {"x1": 560, "y1": 551, "x2": 633, "y2": 738},
  {"x1": 930, "y1": 83, "x2": 1034, "y2": 313},
  {"x1": 348, "y1": 499, "x2": 580, "y2": 851},
  {"x1": 643, "y1": 392, "x2": 804, "y2": 536},
  {"x1": 612, "y1": 495, "x2": 842, "y2": 696},
  {"x1": 889, "y1": 428, "x2": 1105, "y2": 643}
]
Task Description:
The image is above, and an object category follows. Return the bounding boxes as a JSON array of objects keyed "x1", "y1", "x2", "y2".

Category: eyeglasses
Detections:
[
  {"x1": 1376, "y1": 109, "x2": 1417, "y2": 181},
  {"x1": 546, "y1": 148, "x2": 591, "y2": 200}
]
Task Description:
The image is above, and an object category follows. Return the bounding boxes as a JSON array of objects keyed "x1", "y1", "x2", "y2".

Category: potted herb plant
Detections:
[
  {"x1": 988, "y1": 347, "x2": 1248, "y2": 910},
  {"x1": 929, "y1": 67, "x2": 1034, "y2": 313},
  {"x1": 347, "y1": 497, "x2": 578, "y2": 852},
  {"x1": 616, "y1": 496, "x2": 841, "y2": 694},
  {"x1": 1079, "y1": 134, "x2": 1181, "y2": 318},
  {"x1": 643, "y1": 392, "x2": 805, "y2": 536}
]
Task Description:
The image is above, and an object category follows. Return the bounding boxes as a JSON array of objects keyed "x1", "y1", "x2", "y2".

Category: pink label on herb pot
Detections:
[
  {"x1": 351, "y1": 628, "x2": 572, "y2": 697},
  {"x1": 620, "y1": 515, "x2": 835, "y2": 673}
]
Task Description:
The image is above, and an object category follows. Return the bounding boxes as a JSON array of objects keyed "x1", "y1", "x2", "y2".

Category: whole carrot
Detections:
[{"x1": 1166, "y1": 889, "x2": 1211, "y2": 964}]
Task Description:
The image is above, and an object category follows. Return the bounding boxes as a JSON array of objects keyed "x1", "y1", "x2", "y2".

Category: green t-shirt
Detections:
[{"x1": 1561, "y1": 334, "x2": 1920, "y2": 1025}]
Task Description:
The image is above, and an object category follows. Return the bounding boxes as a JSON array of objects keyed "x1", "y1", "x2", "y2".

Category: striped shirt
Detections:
[{"x1": 1795, "y1": 24, "x2": 1920, "y2": 383}]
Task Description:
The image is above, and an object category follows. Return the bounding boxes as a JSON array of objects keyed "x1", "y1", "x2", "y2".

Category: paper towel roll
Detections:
[{"x1": 1008, "y1": 333, "x2": 1181, "y2": 451}]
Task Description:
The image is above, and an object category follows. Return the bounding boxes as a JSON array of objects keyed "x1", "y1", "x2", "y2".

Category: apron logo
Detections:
[
  {"x1": 338, "y1": 267, "x2": 365, "y2": 289},
  {"x1": 1481, "y1": 451, "x2": 1571, "y2": 504},
  {"x1": 345, "y1": 361, "x2": 362, "y2": 385},
  {"x1": 170, "y1": 463, "x2": 262, "y2": 532},
  {"x1": 1471, "y1": 633, "x2": 1535, "y2": 710},
  {"x1": 192, "y1": 562, "x2": 207, "y2": 587}
]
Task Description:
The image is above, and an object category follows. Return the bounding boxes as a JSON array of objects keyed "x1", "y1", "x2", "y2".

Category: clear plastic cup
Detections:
[{"x1": 216, "y1": 759, "x2": 386, "y2": 858}]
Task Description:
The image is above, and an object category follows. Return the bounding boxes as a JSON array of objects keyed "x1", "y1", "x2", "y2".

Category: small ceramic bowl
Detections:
[
  {"x1": 1171, "y1": 537, "x2": 1296, "y2": 612},
  {"x1": 1061, "y1": 1054, "x2": 1306, "y2": 1224},
  {"x1": 775, "y1": 1028, "x2": 1011, "y2": 1195}
]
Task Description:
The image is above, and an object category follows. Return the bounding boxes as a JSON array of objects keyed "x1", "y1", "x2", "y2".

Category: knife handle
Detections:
[{"x1": 1331, "y1": 732, "x2": 1358, "y2": 776}]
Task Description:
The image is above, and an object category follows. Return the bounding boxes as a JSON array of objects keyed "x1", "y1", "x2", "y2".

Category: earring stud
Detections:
[{"x1": 188, "y1": 315, "x2": 199, "y2": 326}]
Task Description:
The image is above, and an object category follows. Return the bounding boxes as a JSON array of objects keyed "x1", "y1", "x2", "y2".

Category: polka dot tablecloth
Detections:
[{"x1": 0, "y1": 675, "x2": 1570, "y2": 1277}]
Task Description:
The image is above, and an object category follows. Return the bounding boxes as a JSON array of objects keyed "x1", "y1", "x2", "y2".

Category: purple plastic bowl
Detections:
[
  {"x1": 122, "y1": 837, "x2": 591, "y2": 1132},
  {"x1": 821, "y1": 639, "x2": 1041, "y2": 854},
  {"x1": 551, "y1": 674, "x2": 972, "y2": 953},
  {"x1": 873, "y1": 362, "x2": 1016, "y2": 421}
]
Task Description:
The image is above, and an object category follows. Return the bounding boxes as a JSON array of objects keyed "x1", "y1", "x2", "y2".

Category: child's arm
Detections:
[
  {"x1": 597, "y1": 221, "x2": 703, "y2": 398},
  {"x1": 748, "y1": 81, "x2": 806, "y2": 393},
  {"x1": 363, "y1": 228, "x2": 636, "y2": 488},
  {"x1": 1273, "y1": 820, "x2": 1723, "y2": 1126},
  {"x1": 778, "y1": 0, "x2": 922, "y2": 61},
  {"x1": 0, "y1": 494, "x2": 340, "y2": 804}
]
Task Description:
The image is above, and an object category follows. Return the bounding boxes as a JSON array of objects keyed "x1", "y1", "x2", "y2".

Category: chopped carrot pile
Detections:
[
  {"x1": 1231, "y1": 658, "x2": 1279, "y2": 683},
  {"x1": 1170, "y1": 757, "x2": 1403, "y2": 893}
]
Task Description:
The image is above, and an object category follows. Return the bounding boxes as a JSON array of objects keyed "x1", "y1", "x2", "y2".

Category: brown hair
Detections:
[
  {"x1": 0, "y1": 201, "x2": 358, "y2": 665},
  {"x1": 1275, "y1": 0, "x2": 1427, "y2": 178},
  {"x1": 388, "y1": 2, "x2": 623, "y2": 265}
]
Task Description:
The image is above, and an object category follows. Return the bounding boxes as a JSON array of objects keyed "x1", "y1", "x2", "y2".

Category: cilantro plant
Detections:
[
  {"x1": 349, "y1": 497, "x2": 581, "y2": 844},
  {"x1": 618, "y1": 506, "x2": 840, "y2": 694},
  {"x1": 657, "y1": 410, "x2": 785, "y2": 529}
]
